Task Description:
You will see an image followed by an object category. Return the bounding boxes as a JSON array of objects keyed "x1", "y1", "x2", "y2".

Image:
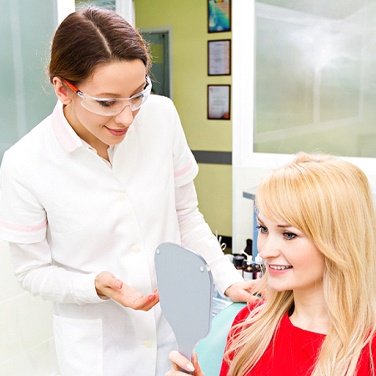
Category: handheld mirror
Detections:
[{"x1": 155, "y1": 242, "x2": 213, "y2": 359}]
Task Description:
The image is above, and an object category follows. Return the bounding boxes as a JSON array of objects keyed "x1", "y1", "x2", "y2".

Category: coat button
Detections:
[
  {"x1": 143, "y1": 340, "x2": 153, "y2": 348},
  {"x1": 118, "y1": 193, "x2": 127, "y2": 201},
  {"x1": 131, "y1": 245, "x2": 141, "y2": 253}
]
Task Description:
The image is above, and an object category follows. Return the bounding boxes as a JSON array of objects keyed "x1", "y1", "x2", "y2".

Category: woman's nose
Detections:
[
  {"x1": 257, "y1": 236, "x2": 280, "y2": 260},
  {"x1": 114, "y1": 105, "x2": 134, "y2": 125}
]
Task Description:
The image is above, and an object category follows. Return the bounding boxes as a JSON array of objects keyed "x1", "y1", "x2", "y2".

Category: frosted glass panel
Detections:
[
  {"x1": 254, "y1": 0, "x2": 376, "y2": 157},
  {"x1": 0, "y1": 1, "x2": 58, "y2": 161},
  {"x1": 75, "y1": 0, "x2": 115, "y2": 10}
]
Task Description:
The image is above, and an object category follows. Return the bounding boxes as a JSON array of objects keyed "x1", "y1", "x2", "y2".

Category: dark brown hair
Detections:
[{"x1": 48, "y1": 6, "x2": 150, "y2": 84}]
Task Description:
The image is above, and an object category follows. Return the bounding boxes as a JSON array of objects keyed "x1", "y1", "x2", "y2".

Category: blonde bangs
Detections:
[{"x1": 256, "y1": 164, "x2": 315, "y2": 235}]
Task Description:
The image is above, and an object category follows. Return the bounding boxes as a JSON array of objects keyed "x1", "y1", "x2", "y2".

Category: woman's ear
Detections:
[{"x1": 52, "y1": 77, "x2": 72, "y2": 105}]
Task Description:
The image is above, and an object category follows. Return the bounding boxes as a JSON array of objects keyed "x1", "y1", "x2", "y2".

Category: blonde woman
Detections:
[{"x1": 168, "y1": 152, "x2": 376, "y2": 375}]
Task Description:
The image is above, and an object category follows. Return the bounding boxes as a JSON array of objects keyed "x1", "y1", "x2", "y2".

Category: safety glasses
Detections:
[{"x1": 62, "y1": 75, "x2": 152, "y2": 116}]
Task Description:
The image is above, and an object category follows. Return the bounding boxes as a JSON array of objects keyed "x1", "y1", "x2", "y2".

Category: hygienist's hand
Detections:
[
  {"x1": 165, "y1": 351, "x2": 204, "y2": 376},
  {"x1": 95, "y1": 271, "x2": 159, "y2": 311},
  {"x1": 224, "y1": 279, "x2": 265, "y2": 303}
]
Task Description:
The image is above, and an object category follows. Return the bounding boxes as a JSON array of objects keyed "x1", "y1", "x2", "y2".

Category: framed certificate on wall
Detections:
[
  {"x1": 208, "y1": 39, "x2": 231, "y2": 76},
  {"x1": 207, "y1": 85, "x2": 231, "y2": 120}
]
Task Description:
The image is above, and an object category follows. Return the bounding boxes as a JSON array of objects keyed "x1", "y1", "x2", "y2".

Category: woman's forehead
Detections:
[{"x1": 81, "y1": 60, "x2": 146, "y2": 96}]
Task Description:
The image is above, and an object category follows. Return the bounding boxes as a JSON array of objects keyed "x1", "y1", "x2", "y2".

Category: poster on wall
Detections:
[
  {"x1": 207, "y1": 85, "x2": 231, "y2": 120},
  {"x1": 208, "y1": 39, "x2": 231, "y2": 76},
  {"x1": 208, "y1": 0, "x2": 231, "y2": 33}
]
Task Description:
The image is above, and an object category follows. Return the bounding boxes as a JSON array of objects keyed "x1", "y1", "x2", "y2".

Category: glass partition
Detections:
[
  {"x1": 254, "y1": 0, "x2": 376, "y2": 157},
  {"x1": 75, "y1": 0, "x2": 115, "y2": 10},
  {"x1": 0, "y1": 1, "x2": 58, "y2": 161},
  {"x1": 232, "y1": 0, "x2": 376, "y2": 255}
]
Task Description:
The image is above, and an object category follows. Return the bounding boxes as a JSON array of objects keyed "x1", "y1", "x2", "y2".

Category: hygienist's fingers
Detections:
[
  {"x1": 224, "y1": 280, "x2": 265, "y2": 303},
  {"x1": 242, "y1": 279, "x2": 268, "y2": 301},
  {"x1": 95, "y1": 271, "x2": 120, "y2": 297},
  {"x1": 112, "y1": 278, "x2": 123, "y2": 290},
  {"x1": 95, "y1": 272, "x2": 159, "y2": 310},
  {"x1": 127, "y1": 292, "x2": 159, "y2": 311},
  {"x1": 237, "y1": 280, "x2": 261, "y2": 302},
  {"x1": 116, "y1": 283, "x2": 160, "y2": 311}
]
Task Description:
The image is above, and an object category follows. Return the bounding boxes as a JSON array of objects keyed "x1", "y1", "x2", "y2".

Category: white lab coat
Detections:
[{"x1": 0, "y1": 95, "x2": 243, "y2": 375}]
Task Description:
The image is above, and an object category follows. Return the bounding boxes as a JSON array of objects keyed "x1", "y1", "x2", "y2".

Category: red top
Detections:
[{"x1": 220, "y1": 305, "x2": 376, "y2": 376}]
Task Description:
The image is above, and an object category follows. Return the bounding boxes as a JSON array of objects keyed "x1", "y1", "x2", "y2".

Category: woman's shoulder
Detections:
[
  {"x1": 135, "y1": 94, "x2": 181, "y2": 131},
  {"x1": 4, "y1": 115, "x2": 53, "y2": 163},
  {"x1": 143, "y1": 93, "x2": 175, "y2": 110}
]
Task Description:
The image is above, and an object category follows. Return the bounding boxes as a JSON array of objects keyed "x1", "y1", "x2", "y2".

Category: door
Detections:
[{"x1": 141, "y1": 30, "x2": 171, "y2": 98}]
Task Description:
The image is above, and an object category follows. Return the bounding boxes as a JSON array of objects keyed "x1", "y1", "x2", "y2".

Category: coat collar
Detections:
[{"x1": 51, "y1": 101, "x2": 84, "y2": 153}]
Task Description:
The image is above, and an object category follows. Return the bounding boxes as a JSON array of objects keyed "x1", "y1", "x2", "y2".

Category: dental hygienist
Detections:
[{"x1": 0, "y1": 6, "x2": 255, "y2": 376}]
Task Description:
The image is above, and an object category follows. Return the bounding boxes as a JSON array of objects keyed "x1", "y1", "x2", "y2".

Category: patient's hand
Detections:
[
  {"x1": 166, "y1": 351, "x2": 204, "y2": 376},
  {"x1": 95, "y1": 271, "x2": 159, "y2": 311}
]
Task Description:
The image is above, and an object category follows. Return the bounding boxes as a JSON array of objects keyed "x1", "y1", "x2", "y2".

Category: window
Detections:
[
  {"x1": 234, "y1": 0, "x2": 376, "y2": 159},
  {"x1": 75, "y1": 0, "x2": 115, "y2": 10},
  {"x1": 0, "y1": 1, "x2": 57, "y2": 161}
]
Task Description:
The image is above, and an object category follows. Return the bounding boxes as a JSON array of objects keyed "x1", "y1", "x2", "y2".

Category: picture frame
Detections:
[
  {"x1": 208, "y1": 0, "x2": 231, "y2": 33},
  {"x1": 207, "y1": 85, "x2": 231, "y2": 120},
  {"x1": 208, "y1": 39, "x2": 231, "y2": 76}
]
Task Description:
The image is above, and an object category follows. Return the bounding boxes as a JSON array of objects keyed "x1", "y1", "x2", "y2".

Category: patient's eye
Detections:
[
  {"x1": 284, "y1": 232, "x2": 297, "y2": 240},
  {"x1": 256, "y1": 225, "x2": 268, "y2": 234}
]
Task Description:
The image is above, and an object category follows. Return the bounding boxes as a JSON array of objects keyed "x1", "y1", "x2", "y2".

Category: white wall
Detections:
[{"x1": 0, "y1": 240, "x2": 58, "y2": 375}]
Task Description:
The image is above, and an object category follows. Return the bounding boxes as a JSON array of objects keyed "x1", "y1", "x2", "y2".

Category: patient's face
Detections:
[{"x1": 256, "y1": 212, "x2": 325, "y2": 296}]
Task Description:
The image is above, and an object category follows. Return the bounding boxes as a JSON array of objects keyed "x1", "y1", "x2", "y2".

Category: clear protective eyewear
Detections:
[{"x1": 62, "y1": 75, "x2": 152, "y2": 116}]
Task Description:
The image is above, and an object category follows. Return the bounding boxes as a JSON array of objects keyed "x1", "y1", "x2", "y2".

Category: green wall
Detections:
[{"x1": 135, "y1": 0, "x2": 233, "y2": 237}]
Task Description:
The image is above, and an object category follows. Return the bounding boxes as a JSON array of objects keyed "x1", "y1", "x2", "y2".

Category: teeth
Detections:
[{"x1": 269, "y1": 265, "x2": 292, "y2": 270}]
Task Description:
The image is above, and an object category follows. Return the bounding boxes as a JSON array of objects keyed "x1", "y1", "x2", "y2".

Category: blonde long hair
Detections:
[{"x1": 226, "y1": 152, "x2": 376, "y2": 375}]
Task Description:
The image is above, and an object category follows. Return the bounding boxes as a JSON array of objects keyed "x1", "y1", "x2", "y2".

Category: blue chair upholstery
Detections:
[{"x1": 195, "y1": 303, "x2": 246, "y2": 376}]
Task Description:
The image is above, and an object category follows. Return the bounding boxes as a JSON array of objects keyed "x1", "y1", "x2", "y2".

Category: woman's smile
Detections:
[
  {"x1": 268, "y1": 264, "x2": 293, "y2": 272},
  {"x1": 105, "y1": 126, "x2": 128, "y2": 137}
]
